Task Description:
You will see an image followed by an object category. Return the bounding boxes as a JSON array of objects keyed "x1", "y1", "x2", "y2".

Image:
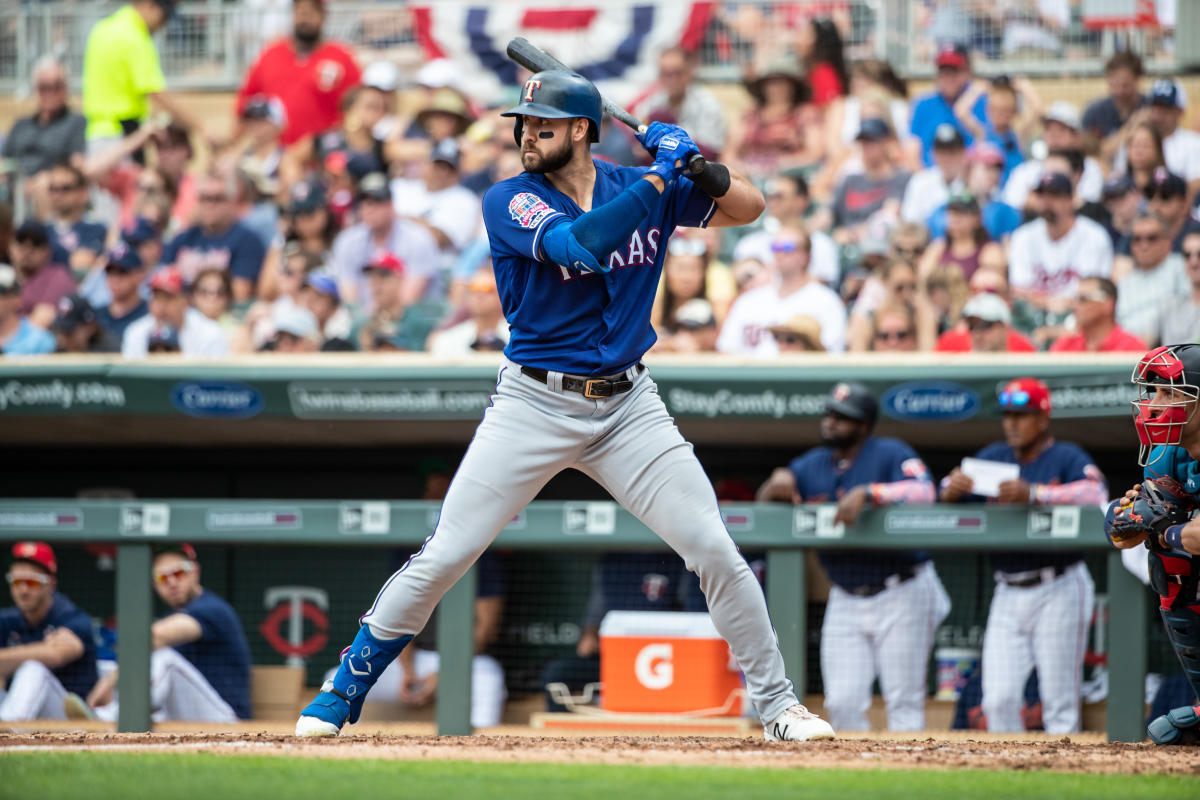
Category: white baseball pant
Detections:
[
  {"x1": 95, "y1": 647, "x2": 237, "y2": 723},
  {"x1": 360, "y1": 361, "x2": 800, "y2": 724},
  {"x1": 820, "y1": 561, "x2": 951, "y2": 731},
  {"x1": 0, "y1": 660, "x2": 69, "y2": 721},
  {"x1": 982, "y1": 560, "x2": 1095, "y2": 733}
]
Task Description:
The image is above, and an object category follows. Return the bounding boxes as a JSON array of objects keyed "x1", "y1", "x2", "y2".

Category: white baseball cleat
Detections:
[
  {"x1": 295, "y1": 715, "x2": 341, "y2": 738},
  {"x1": 764, "y1": 704, "x2": 836, "y2": 742}
]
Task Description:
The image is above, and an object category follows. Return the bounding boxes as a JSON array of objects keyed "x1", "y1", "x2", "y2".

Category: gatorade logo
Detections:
[{"x1": 634, "y1": 643, "x2": 674, "y2": 690}]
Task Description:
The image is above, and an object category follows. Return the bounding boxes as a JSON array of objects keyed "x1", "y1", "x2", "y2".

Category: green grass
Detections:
[{"x1": 2, "y1": 752, "x2": 1197, "y2": 800}]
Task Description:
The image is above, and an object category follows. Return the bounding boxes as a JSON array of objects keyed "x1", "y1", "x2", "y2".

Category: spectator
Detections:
[
  {"x1": 1120, "y1": 123, "x2": 1166, "y2": 196},
  {"x1": 767, "y1": 314, "x2": 824, "y2": 352},
  {"x1": 935, "y1": 291, "x2": 1036, "y2": 353},
  {"x1": 266, "y1": 304, "x2": 322, "y2": 353},
  {"x1": 757, "y1": 382, "x2": 947, "y2": 731},
  {"x1": 1101, "y1": 174, "x2": 1142, "y2": 251},
  {"x1": 232, "y1": 244, "x2": 318, "y2": 352},
  {"x1": 296, "y1": 85, "x2": 390, "y2": 188},
  {"x1": 1008, "y1": 172, "x2": 1113, "y2": 317},
  {"x1": 44, "y1": 163, "x2": 107, "y2": 276},
  {"x1": 1049, "y1": 277, "x2": 1145, "y2": 353},
  {"x1": 0, "y1": 543, "x2": 96, "y2": 722},
  {"x1": 300, "y1": 272, "x2": 354, "y2": 350},
  {"x1": 1142, "y1": 168, "x2": 1199, "y2": 255},
  {"x1": 391, "y1": 139, "x2": 482, "y2": 271},
  {"x1": 236, "y1": 0, "x2": 361, "y2": 147},
  {"x1": 51, "y1": 295, "x2": 120, "y2": 354},
  {"x1": 830, "y1": 118, "x2": 911, "y2": 247},
  {"x1": 831, "y1": 59, "x2": 911, "y2": 155},
  {"x1": 161, "y1": 171, "x2": 268, "y2": 303},
  {"x1": 541, "y1": 553, "x2": 705, "y2": 713},
  {"x1": 724, "y1": 61, "x2": 824, "y2": 181},
  {"x1": 1159, "y1": 230, "x2": 1200, "y2": 345},
  {"x1": 95, "y1": 242, "x2": 149, "y2": 342},
  {"x1": 1083, "y1": 52, "x2": 1145, "y2": 160},
  {"x1": 356, "y1": 250, "x2": 410, "y2": 350},
  {"x1": 1116, "y1": 80, "x2": 1200, "y2": 200},
  {"x1": 190, "y1": 269, "x2": 236, "y2": 334},
  {"x1": 940, "y1": 378, "x2": 1104, "y2": 734},
  {"x1": 149, "y1": 125, "x2": 197, "y2": 230},
  {"x1": 732, "y1": 173, "x2": 839, "y2": 287},
  {"x1": 917, "y1": 192, "x2": 1005, "y2": 285},
  {"x1": 82, "y1": 1, "x2": 211, "y2": 154},
  {"x1": 662, "y1": 298, "x2": 720, "y2": 353},
  {"x1": 257, "y1": 180, "x2": 336, "y2": 301},
  {"x1": 901, "y1": 124, "x2": 967, "y2": 226},
  {"x1": 910, "y1": 43, "x2": 987, "y2": 167},
  {"x1": 79, "y1": 544, "x2": 251, "y2": 722},
  {"x1": 331, "y1": 173, "x2": 440, "y2": 310},
  {"x1": 870, "y1": 303, "x2": 918, "y2": 352},
  {"x1": 122, "y1": 267, "x2": 229, "y2": 358},
  {"x1": 228, "y1": 95, "x2": 287, "y2": 192},
  {"x1": 952, "y1": 76, "x2": 1039, "y2": 183},
  {"x1": 1003, "y1": 102, "x2": 1105, "y2": 212},
  {"x1": 427, "y1": 268, "x2": 508, "y2": 356},
  {"x1": 915, "y1": 263, "x2": 969, "y2": 350},
  {"x1": 10, "y1": 221, "x2": 74, "y2": 317},
  {"x1": 798, "y1": 17, "x2": 848, "y2": 108},
  {"x1": 717, "y1": 226, "x2": 846, "y2": 355},
  {"x1": 0, "y1": 264, "x2": 54, "y2": 356},
  {"x1": 926, "y1": 143, "x2": 1021, "y2": 241},
  {"x1": 3, "y1": 59, "x2": 86, "y2": 215},
  {"x1": 637, "y1": 47, "x2": 727, "y2": 160},
  {"x1": 1112, "y1": 214, "x2": 1188, "y2": 345},
  {"x1": 847, "y1": 259, "x2": 917, "y2": 352}
]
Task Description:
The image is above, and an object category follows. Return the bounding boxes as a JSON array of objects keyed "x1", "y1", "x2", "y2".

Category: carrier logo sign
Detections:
[
  {"x1": 635, "y1": 643, "x2": 674, "y2": 690},
  {"x1": 882, "y1": 382, "x2": 979, "y2": 422},
  {"x1": 171, "y1": 381, "x2": 264, "y2": 419}
]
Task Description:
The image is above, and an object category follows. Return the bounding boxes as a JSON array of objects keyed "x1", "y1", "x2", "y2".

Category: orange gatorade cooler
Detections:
[{"x1": 598, "y1": 611, "x2": 743, "y2": 715}]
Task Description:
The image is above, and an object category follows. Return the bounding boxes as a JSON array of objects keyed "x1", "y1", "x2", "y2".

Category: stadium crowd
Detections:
[{"x1": 0, "y1": 0, "x2": 1196, "y2": 358}]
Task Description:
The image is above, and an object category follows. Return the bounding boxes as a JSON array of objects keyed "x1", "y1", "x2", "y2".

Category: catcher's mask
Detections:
[{"x1": 1132, "y1": 344, "x2": 1200, "y2": 466}]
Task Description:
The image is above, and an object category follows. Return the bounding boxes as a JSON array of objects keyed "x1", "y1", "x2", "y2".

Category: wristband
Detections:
[
  {"x1": 1164, "y1": 524, "x2": 1190, "y2": 555},
  {"x1": 690, "y1": 162, "x2": 731, "y2": 198}
]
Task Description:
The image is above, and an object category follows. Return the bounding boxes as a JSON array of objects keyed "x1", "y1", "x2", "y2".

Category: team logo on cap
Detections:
[
  {"x1": 16, "y1": 542, "x2": 38, "y2": 558},
  {"x1": 832, "y1": 383, "x2": 852, "y2": 402}
]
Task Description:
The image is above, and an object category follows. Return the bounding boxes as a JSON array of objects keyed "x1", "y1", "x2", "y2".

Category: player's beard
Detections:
[{"x1": 523, "y1": 138, "x2": 574, "y2": 175}]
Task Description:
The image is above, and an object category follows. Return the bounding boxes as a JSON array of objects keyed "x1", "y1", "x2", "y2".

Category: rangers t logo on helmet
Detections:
[{"x1": 522, "y1": 79, "x2": 542, "y2": 101}]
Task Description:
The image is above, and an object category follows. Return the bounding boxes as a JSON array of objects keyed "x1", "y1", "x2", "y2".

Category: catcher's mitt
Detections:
[{"x1": 1106, "y1": 477, "x2": 1196, "y2": 544}]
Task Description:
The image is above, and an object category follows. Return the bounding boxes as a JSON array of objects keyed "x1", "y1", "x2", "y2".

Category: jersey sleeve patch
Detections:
[
  {"x1": 509, "y1": 192, "x2": 555, "y2": 229},
  {"x1": 901, "y1": 457, "x2": 928, "y2": 480}
]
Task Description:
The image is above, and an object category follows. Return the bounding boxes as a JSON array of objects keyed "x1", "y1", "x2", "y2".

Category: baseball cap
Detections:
[
  {"x1": 362, "y1": 61, "x2": 400, "y2": 93},
  {"x1": 1102, "y1": 173, "x2": 1135, "y2": 200},
  {"x1": 149, "y1": 266, "x2": 185, "y2": 296},
  {"x1": 14, "y1": 219, "x2": 49, "y2": 247},
  {"x1": 967, "y1": 141, "x2": 1005, "y2": 167},
  {"x1": 242, "y1": 95, "x2": 287, "y2": 128},
  {"x1": 946, "y1": 190, "x2": 979, "y2": 212},
  {"x1": 155, "y1": 542, "x2": 197, "y2": 562},
  {"x1": 304, "y1": 272, "x2": 340, "y2": 304},
  {"x1": 357, "y1": 172, "x2": 392, "y2": 202},
  {"x1": 825, "y1": 381, "x2": 878, "y2": 424},
  {"x1": 431, "y1": 138, "x2": 461, "y2": 170},
  {"x1": 1149, "y1": 79, "x2": 1185, "y2": 109},
  {"x1": 935, "y1": 42, "x2": 969, "y2": 70},
  {"x1": 674, "y1": 298, "x2": 717, "y2": 331},
  {"x1": 769, "y1": 314, "x2": 824, "y2": 351},
  {"x1": 272, "y1": 304, "x2": 320, "y2": 341},
  {"x1": 998, "y1": 377, "x2": 1051, "y2": 415},
  {"x1": 1145, "y1": 167, "x2": 1187, "y2": 199},
  {"x1": 933, "y1": 123, "x2": 966, "y2": 150},
  {"x1": 0, "y1": 263, "x2": 18, "y2": 294},
  {"x1": 147, "y1": 324, "x2": 182, "y2": 352},
  {"x1": 1042, "y1": 101, "x2": 1081, "y2": 131},
  {"x1": 9, "y1": 541, "x2": 56, "y2": 575},
  {"x1": 106, "y1": 241, "x2": 144, "y2": 272},
  {"x1": 363, "y1": 250, "x2": 405, "y2": 275},
  {"x1": 961, "y1": 292, "x2": 1011, "y2": 325},
  {"x1": 122, "y1": 216, "x2": 159, "y2": 248},
  {"x1": 1032, "y1": 171, "x2": 1073, "y2": 196},
  {"x1": 345, "y1": 152, "x2": 382, "y2": 181},
  {"x1": 856, "y1": 117, "x2": 892, "y2": 142},
  {"x1": 51, "y1": 295, "x2": 97, "y2": 333},
  {"x1": 289, "y1": 179, "x2": 326, "y2": 215}
]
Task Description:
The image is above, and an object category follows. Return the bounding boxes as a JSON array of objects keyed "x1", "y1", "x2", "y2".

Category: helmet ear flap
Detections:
[{"x1": 512, "y1": 118, "x2": 524, "y2": 147}]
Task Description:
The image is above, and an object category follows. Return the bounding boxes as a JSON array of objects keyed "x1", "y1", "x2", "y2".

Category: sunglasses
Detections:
[
  {"x1": 999, "y1": 389, "x2": 1031, "y2": 407},
  {"x1": 153, "y1": 562, "x2": 195, "y2": 584},
  {"x1": 770, "y1": 241, "x2": 805, "y2": 253},
  {"x1": 1145, "y1": 189, "x2": 1183, "y2": 201},
  {"x1": 49, "y1": 183, "x2": 80, "y2": 193},
  {"x1": 35, "y1": 82, "x2": 65, "y2": 92},
  {"x1": 1185, "y1": 249, "x2": 1200, "y2": 260},
  {"x1": 891, "y1": 282, "x2": 917, "y2": 293},
  {"x1": 198, "y1": 193, "x2": 228, "y2": 203},
  {"x1": 6, "y1": 572, "x2": 51, "y2": 589},
  {"x1": 1131, "y1": 233, "x2": 1163, "y2": 244},
  {"x1": 875, "y1": 329, "x2": 912, "y2": 342},
  {"x1": 772, "y1": 332, "x2": 807, "y2": 344},
  {"x1": 967, "y1": 318, "x2": 1001, "y2": 331},
  {"x1": 893, "y1": 246, "x2": 924, "y2": 259},
  {"x1": 1075, "y1": 291, "x2": 1110, "y2": 303}
]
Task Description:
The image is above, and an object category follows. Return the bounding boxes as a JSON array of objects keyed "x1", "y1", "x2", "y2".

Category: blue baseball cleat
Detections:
[
  {"x1": 1147, "y1": 704, "x2": 1200, "y2": 745},
  {"x1": 295, "y1": 625, "x2": 411, "y2": 738}
]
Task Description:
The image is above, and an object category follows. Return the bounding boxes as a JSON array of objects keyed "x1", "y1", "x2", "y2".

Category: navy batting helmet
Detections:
[{"x1": 501, "y1": 70, "x2": 603, "y2": 146}]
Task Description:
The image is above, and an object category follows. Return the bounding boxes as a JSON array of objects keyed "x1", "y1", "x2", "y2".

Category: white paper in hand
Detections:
[{"x1": 960, "y1": 458, "x2": 1021, "y2": 498}]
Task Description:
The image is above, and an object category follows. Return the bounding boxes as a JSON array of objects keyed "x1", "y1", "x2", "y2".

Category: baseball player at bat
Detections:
[
  {"x1": 297, "y1": 68, "x2": 834, "y2": 741},
  {"x1": 1106, "y1": 344, "x2": 1200, "y2": 744}
]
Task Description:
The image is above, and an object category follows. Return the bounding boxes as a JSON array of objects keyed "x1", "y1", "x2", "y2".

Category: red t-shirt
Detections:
[
  {"x1": 237, "y1": 39, "x2": 362, "y2": 145},
  {"x1": 808, "y1": 62, "x2": 843, "y2": 108},
  {"x1": 934, "y1": 327, "x2": 1037, "y2": 352},
  {"x1": 1049, "y1": 326, "x2": 1146, "y2": 353}
]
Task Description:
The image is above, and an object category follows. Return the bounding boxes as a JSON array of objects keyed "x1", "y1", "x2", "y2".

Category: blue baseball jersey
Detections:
[
  {"x1": 169, "y1": 590, "x2": 252, "y2": 719},
  {"x1": 788, "y1": 436, "x2": 932, "y2": 590},
  {"x1": 910, "y1": 92, "x2": 989, "y2": 166},
  {"x1": 585, "y1": 552, "x2": 707, "y2": 628},
  {"x1": 481, "y1": 159, "x2": 717, "y2": 376},
  {"x1": 0, "y1": 592, "x2": 97, "y2": 696},
  {"x1": 969, "y1": 440, "x2": 1102, "y2": 573}
]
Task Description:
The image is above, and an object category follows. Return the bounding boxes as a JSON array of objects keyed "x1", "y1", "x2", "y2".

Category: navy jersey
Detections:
[
  {"x1": 0, "y1": 592, "x2": 97, "y2": 696},
  {"x1": 170, "y1": 590, "x2": 252, "y2": 719},
  {"x1": 50, "y1": 219, "x2": 108, "y2": 265},
  {"x1": 482, "y1": 159, "x2": 717, "y2": 375},
  {"x1": 970, "y1": 440, "x2": 1103, "y2": 573},
  {"x1": 584, "y1": 552, "x2": 707, "y2": 628},
  {"x1": 789, "y1": 436, "x2": 932, "y2": 590}
]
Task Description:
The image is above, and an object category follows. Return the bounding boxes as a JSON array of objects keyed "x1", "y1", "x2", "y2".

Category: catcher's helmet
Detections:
[
  {"x1": 501, "y1": 70, "x2": 603, "y2": 146},
  {"x1": 1131, "y1": 344, "x2": 1200, "y2": 465}
]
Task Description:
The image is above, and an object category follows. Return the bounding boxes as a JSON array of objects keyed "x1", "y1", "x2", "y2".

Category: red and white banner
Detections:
[{"x1": 411, "y1": 1, "x2": 717, "y2": 106}]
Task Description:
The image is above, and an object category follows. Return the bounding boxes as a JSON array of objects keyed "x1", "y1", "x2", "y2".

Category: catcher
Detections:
[{"x1": 1107, "y1": 344, "x2": 1200, "y2": 744}]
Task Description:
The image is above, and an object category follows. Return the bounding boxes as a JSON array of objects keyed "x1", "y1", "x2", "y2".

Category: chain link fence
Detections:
[{"x1": 0, "y1": 0, "x2": 1180, "y2": 97}]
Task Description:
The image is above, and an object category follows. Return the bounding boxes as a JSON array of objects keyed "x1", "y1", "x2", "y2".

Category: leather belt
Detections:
[
  {"x1": 844, "y1": 566, "x2": 919, "y2": 598},
  {"x1": 998, "y1": 565, "x2": 1067, "y2": 588},
  {"x1": 520, "y1": 364, "x2": 643, "y2": 399}
]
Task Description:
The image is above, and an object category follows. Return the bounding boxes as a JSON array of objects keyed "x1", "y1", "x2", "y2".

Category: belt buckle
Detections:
[{"x1": 583, "y1": 378, "x2": 608, "y2": 399}]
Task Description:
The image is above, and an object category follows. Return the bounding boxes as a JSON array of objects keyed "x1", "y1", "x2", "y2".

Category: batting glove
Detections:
[{"x1": 645, "y1": 127, "x2": 698, "y2": 183}]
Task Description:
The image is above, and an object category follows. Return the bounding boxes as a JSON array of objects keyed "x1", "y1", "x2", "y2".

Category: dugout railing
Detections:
[{"x1": 0, "y1": 499, "x2": 1146, "y2": 741}]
